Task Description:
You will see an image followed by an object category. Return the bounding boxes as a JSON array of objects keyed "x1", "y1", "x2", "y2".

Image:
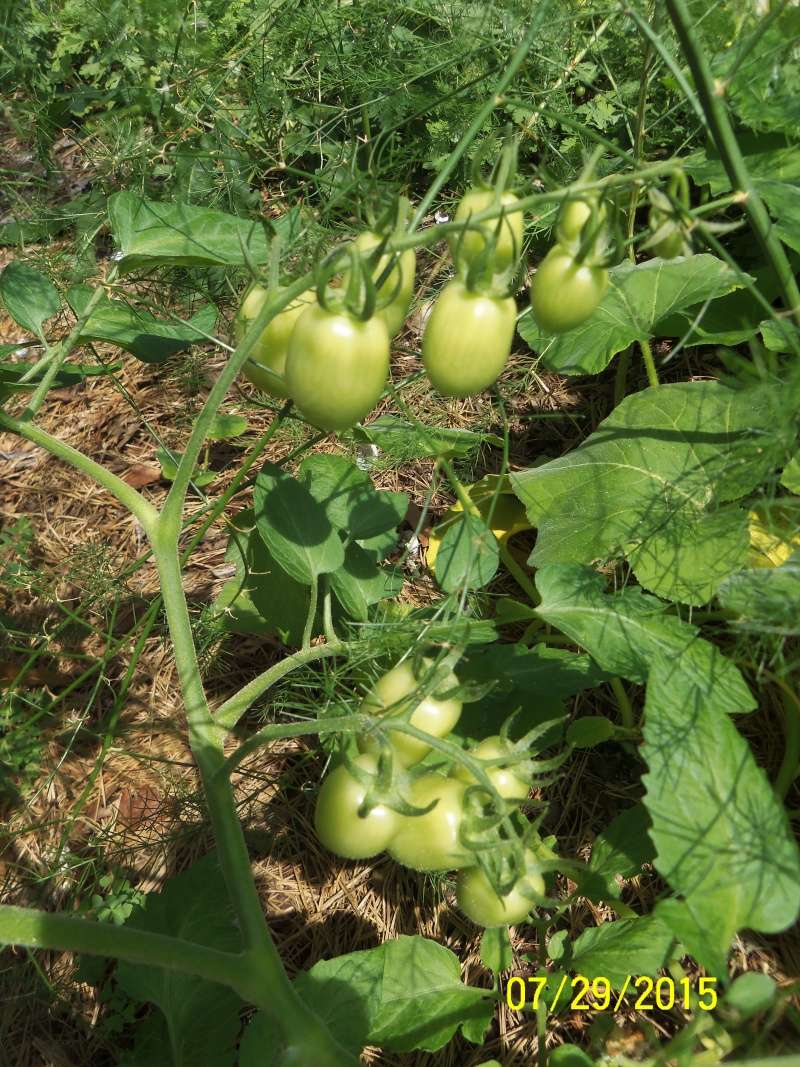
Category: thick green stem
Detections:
[
  {"x1": 639, "y1": 338, "x2": 660, "y2": 388},
  {"x1": 665, "y1": 0, "x2": 800, "y2": 322},
  {"x1": 610, "y1": 677, "x2": 635, "y2": 731},
  {"x1": 219, "y1": 713, "x2": 367, "y2": 779},
  {"x1": 0, "y1": 412, "x2": 158, "y2": 533},
  {"x1": 215, "y1": 642, "x2": 348, "y2": 731},
  {"x1": 0, "y1": 905, "x2": 246, "y2": 991}
]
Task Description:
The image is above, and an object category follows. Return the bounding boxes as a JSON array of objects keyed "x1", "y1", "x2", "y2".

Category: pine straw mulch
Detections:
[{"x1": 1, "y1": 246, "x2": 799, "y2": 1067}]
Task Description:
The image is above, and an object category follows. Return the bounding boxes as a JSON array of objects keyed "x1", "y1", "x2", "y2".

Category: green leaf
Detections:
[
  {"x1": 654, "y1": 897, "x2": 729, "y2": 980},
  {"x1": 0, "y1": 359, "x2": 113, "y2": 395},
  {"x1": 261, "y1": 935, "x2": 493, "y2": 1055},
  {"x1": 107, "y1": 192, "x2": 299, "y2": 271},
  {"x1": 116, "y1": 854, "x2": 242, "y2": 1067},
  {"x1": 329, "y1": 543, "x2": 403, "y2": 621},
  {"x1": 761, "y1": 318, "x2": 800, "y2": 354},
  {"x1": 566, "y1": 716, "x2": 613, "y2": 749},
  {"x1": 68, "y1": 285, "x2": 217, "y2": 363},
  {"x1": 434, "y1": 513, "x2": 499, "y2": 592},
  {"x1": 207, "y1": 413, "x2": 248, "y2": 441},
  {"x1": 642, "y1": 656, "x2": 800, "y2": 976},
  {"x1": 212, "y1": 510, "x2": 311, "y2": 645},
  {"x1": 717, "y1": 556, "x2": 800, "y2": 635},
  {"x1": 518, "y1": 255, "x2": 744, "y2": 376},
  {"x1": 512, "y1": 381, "x2": 786, "y2": 605},
  {"x1": 0, "y1": 262, "x2": 60, "y2": 336},
  {"x1": 253, "y1": 461, "x2": 345, "y2": 585},
  {"x1": 548, "y1": 1047, "x2": 596, "y2": 1067},
  {"x1": 299, "y1": 453, "x2": 408, "y2": 540},
  {"x1": 724, "y1": 972, "x2": 778, "y2": 1018},
  {"x1": 457, "y1": 642, "x2": 610, "y2": 741},
  {"x1": 569, "y1": 916, "x2": 673, "y2": 989},
  {"x1": 585, "y1": 804, "x2": 655, "y2": 901},
  {"x1": 479, "y1": 927, "x2": 513, "y2": 974},
  {"x1": 534, "y1": 564, "x2": 754, "y2": 715},
  {"x1": 156, "y1": 448, "x2": 216, "y2": 488}
]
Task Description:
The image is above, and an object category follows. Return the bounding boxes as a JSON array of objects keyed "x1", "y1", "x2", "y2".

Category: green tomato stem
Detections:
[
  {"x1": 665, "y1": 0, "x2": 800, "y2": 323},
  {"x1": 215, "y1": 642, "x2": 349, "y2": 731},
  {"x1": 0, "y1": 905, "x2": 251, "y2": 992},
  {"x1": 218, "y1": 713, "x2": 368, "y2": 780},
  {"x1": 0, "y1": 411, "x2": 158, "y2": 533},
  {"x1": 639, "y1": 337, "x2": 660, "y2": 388}
]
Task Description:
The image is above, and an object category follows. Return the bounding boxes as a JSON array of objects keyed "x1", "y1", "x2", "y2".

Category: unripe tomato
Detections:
[
  {"x1": 235, "y1": 284, "x2": 316, "y2": 398},
  {"x1": 353, "y1": 231, "x2": 416, "y2": 337},
  {"x1": 529, "y1": 246, "x2": 609, "y2": 334},
  {"x1": 456, "y1": 851, "x2": 545, "y2": 927},
  {"x1": 648, "y1": 208, "x2": 686, "y2": 259},
  {"x1": 359, "y1": 658, "x2": 462, "y2": 766},
  {"x1": 285, "y1": 303, "x2": 390, "y2": 431},
  {"x1": 314, "y1": 753, "x2": 398, "y2": 860},
  {"x1": 556, "y1": 198, "x2": 593, "y2": 245},
  {"x1": 422, "y1": 279, "x2": 517, "y2": 397},
  {"x1": 447, "y1": 188, "x2": 524, "y2": 273},
  {"x1": 453, "y1": 735, "x2": 529, "y2": 801},
  {"x1": 389, "y1": 774, "x2": 475, "y2": 871}
]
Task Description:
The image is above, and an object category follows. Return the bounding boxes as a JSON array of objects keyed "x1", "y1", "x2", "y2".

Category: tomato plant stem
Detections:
[
  {"x1": 640, "y1": 338, "x2": 660, "y2": 388},
  {"x1": 219, "y1": 713, "x2": 367, "y2": 779},
  {"x1": 610, "y1": 677, "x2": 635, "y2": 730},
  {"x1": 0, "y1": 411, "x2": 159, "y2": 533},
  {"x1": 665, "y1": 0, "x2": 800, "y2": 322},
  {"x1": 215, "y1": 641, "x2": 349, "y2": 731}
]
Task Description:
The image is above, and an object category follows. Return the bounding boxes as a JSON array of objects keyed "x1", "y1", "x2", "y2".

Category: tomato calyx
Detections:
[{"x1": 645, "y1": 170, "x2": 693, "y2": 259}]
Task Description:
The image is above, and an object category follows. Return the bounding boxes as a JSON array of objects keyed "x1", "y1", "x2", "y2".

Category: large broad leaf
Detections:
[
  {"x1": 108, "y1": 192, "x2": 300, "y2": 271},
  {"x1": 568, "y1": 916, "x2": 674, "y2": 989},
  {"x1": 518, "y1": 255, "x2": 744, "y2": 376},
  {"x1": 212, "y1": 510, "x2": 312, "y2": 645},
  {"x1": 511, "y1": 381, "x2": 786, "y2": 604},
  {"x1": 240, "y1": 936, "x2": 493, "y2": 1061},
  {"x1": 298, "y1": 453, "x2": 408, "y2": 540},
  {"x1": 68, "y1": 285, "x2": 217, "y2": 363},
  {"x1": 329, "y1": 542, "x2": 403, "y2": 621},
  {"x1": 717, "y1": 555, "x2": 800, "y2": 635},
  {"x1": 534, "y1": 565, "x2": 754, "y2": 715},
  {"x1": 0, "y1": 262, "x2": 60, "y2": 336},
  {"x1": 642, "y1": 656, "x2": 800, "y2": 978},
  {"x1": 434, "y1": 513, "x2": 499, "y2": 593},
  {"x1": 456, "y1": 641, "x2": 610, "y2": 742},
  {"x1": 253, "y1": 461, "x2": 345, "y2": 585},
  {"x1": 116, "y1": 854, "x2": 242, "y2": 1067}
]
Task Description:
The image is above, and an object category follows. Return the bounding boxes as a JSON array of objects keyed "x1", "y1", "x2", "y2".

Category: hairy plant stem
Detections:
[
  {"x1": 0, "y1": 906, "x2": 248, "y2": 989},
  {"x1": 665, "y1": 0, "x2": 800, "y2": 322},
  {"x1": 215, "y1": 641, "x2": 349, "y2": 731},
  {"x1": 0, "y1": 412, "x2": 158, "y2": 533},
  {"x1": 219, "y1": 713, "x2": 368, "y2": 779}
]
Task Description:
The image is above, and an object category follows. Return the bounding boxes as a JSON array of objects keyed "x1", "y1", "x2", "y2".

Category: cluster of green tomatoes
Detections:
[
  {"x1": 234, "y1": 173, "x2": 619, "y2": 432},
  {"x1": 313, "y1": 657, "x2": 547, "y2": 929}
]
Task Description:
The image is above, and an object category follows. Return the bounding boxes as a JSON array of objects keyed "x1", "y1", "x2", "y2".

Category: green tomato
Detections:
[
  {"x1": 285, "y1": 302, "x2": 390, "y2": 431},
  {"x1": 648, "y1": 208, "x2": 685, "y2": 259},
  {"x1": 447, "y1": 188, "x2": 524, "y2": 273},
  {"x1": 422, "y1": 278, "x2": 517, "y2": 397},
  {"x1": 359, "y1": 658, "x2": 462, "y2": 766},
  {"x1": 235, "y1": 284, "x2": 315, "y2": 398},
  {"x1": 529, "y1": 245, "x2": 609, "y2": 334},
  {"x1": 556, "y1": 198, "x2": 594, "y2": 245},
  {"x1": 314, "y1": 753, "x2": 398, "y2": 860},
  {"x1": 354, "y1": 231, "x2": 416, "y2": 337},
  {"x1": 453, "y1": 735, "x2": 529, "y2": 801},
  {"x1": 456, "y1": 851, "x2": 545, "y2": 927},
  {"x1": 389, "y1": 774, "x2": 475, "y2": 871}
]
